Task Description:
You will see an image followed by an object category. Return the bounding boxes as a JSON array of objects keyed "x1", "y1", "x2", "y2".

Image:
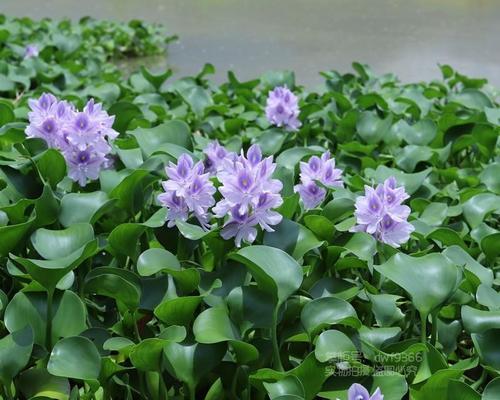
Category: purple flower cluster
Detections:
[
  {"x1": 346, "y1": 383, "x2": 383, "y2": 400},
  {"x1": 265, "y1": 86, "x2": 301, "y2": 131},
  {"x1": 158, "y1": 154, "x2": 216, "y2": 229},
  {"x1": 203, "y1": 140, "x2": 236, "y2": 175},
  {"x1": 24, "y1": 44, "x2": 39, "y2": 59},
  {"x1": 158, "y1": 143, "x2": 283, "y2": 247},
  {"x1": 214, "y1": 145, "x2": 283, "y2": 247},
  {"x1": 25, "y1": 93, "x2": 118, "y2": 186},
  {"x1": 294, "y1": 151, "x2": 344, "y2": 209},
  {"x1": 351, "y1": 177, "x2": 414, "y2": 247}
]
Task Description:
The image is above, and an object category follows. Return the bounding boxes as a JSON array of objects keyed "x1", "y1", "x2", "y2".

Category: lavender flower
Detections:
[
  {"x1": 65, "y1": 145, "x2": 108, "y2": 187},
  {"x1": 265, "y1": 86, "x2": 301, "y2": 131},
  {"x1": 82, "y1": 99, "x2": 119, "y2": 141},
  {"x1": 351, "y1": 177, "x2": 414, "y2": 247},
  {"x1": 25, "y1": 94, "x2": 116, "y2": 187},
  {"x1": 344, "y1": 384, "x2": 383, "y2": 400},
  {"x1": 24, "y1": 44, "x2": 39, "y2": 59},
  {"x1": 295, "y1": 182, "x2": 327, "y2": 210},
  {"x1": 203, "y1": 140, "x2": 236, "y2": 175},
  {"x1": 214, "y1": 144, "x2": 283, "y2": 247},
  {"x1": 219, "y1": 206, "x2": 258, "y2": 247},
  {"x1": 294, "y1": 151, "x2": 344, "y2": 209},
  {"x1": 158, "y1": 154, "x2": 216, "y2": 230},
  {"x1": 157, "y1": 192, "x2": 189, "y2": 227}
]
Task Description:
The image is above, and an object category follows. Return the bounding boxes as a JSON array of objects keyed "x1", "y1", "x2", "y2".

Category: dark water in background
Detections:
[{"x1": 2, "y1": 0, "x2": 500, "y2": 88}]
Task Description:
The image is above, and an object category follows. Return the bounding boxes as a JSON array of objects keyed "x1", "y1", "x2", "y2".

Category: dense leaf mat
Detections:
[{"x1": 0, "y1": 14, "x2": 500, "y2": 400}]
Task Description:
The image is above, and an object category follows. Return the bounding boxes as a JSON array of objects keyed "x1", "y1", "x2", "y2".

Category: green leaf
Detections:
[
  {"x1": 449, "y1": 88, "x2": 492, "y2": 110},
  {"x1": 176, "y1": 220, "x2": 212, "y2": 240},
  {"x1": 427, "y1": 228, "x2": 467, "y2": 250},
  {"x1": 476, "y1": 284, "x2": 500, "y2": 310},
  {"x1": 227, "y1": 286, "x2": 275, "y2": 329},
  {"x1": 0, "y1": 326, "x2": 33, "y2": 385},
  {"x1": 367, "y1": 293, "x2": 405, "y2": 327},
  {"x1": 314, "y1": 330, "x2": 356, "y2": 362},
  {"x1": 48, "y1": 336, "x2": 101, "y2": 380},
  {"x1": 276, "y1": 147, "x2": 320, "y2": 169},
  {"x1": 472, "y1": 328, "x2": 500, "y2": 370},
  {"x1": 193, "y1": 306, "x2": 258, "y2": 363},
  {"x1": 481, "y1": 232, "x2": 500, "y2": 261},
  {"x1": 395, "y1": 145, "x2": 433, "y2": 172},
  {"x1": 18, "y1": 368, "x2": 70, "y2": 400},
  {"x1": 410, "y1": 369, "x2": 464, "y2": 400},
  {"x1": 155, "y1": 296, "x2": 202, "y2": 326},
  {"x1": 130, "y1": 120, "x2": 193, "y2": 157},
  {"x1": 31, "y1": 223, "x2": 94, "y2": 260},
  {"x1": 231, "y1": 245, "x2": 303, "y2": 306},
  {"x1": 443, "y1": 246, "x2": 493, "y2": 286},
  {"x1": 301, "y1": 297, "x2": 360, "y2": 337},
  {"x1": 462, "y1": 306, "x2": 500, "y2": 333},
  {"x1": 59, "y1": 191, "x2": 114, "y2": 227},
  {"x1": 463, "y1": 193, "x2": 500, "y2": 228},
  {"x1": 261, "y1": 70, "x2": 295, "y2": 88},
  {"x1": 163, "y1": 342, "x2": 226, "y2": 393},
  {"x1": 11, "y1": 239, "x2": 98, "y2": 291},
  {"x1": 264, "y1": 376, "x2": 305, "y2": 400},
  {"x1": 402, "y1": 119, "x2": 437, "y2": 145},
  {"x1": 193, "y1": 306, "x2": 239, "y2": 343},
  {"x1": 285, "y1": 352, "x2": 329, "y2": 400},
  {"x1": 263, "y1": 218, "x2": 324, "y2": 260},
  {"x1": 483, "y1": 377, "x2": 500, "y2": 400},
  {"x1": 374, "y1": 252, "x2": 461, "y2": 316},
  {"x1": 0, "y1": 217, "x2": 35, "y2": 257},
  {"x1": 480, "y1": 162, "x2": 500, "y2": 194},
  {"x1": 141, "y1": 66, "x2": 172, "y2": 89},
  {"x1": 0, "y1": 102, "x2": 15, "y2": 126},
  {"x1": 107, "y1": 222, "x2": 147, "y2": 259},
  {"x1": 343, "y1": 232, "x2": 377, "y2": 262},
  {"x1": 419, "y1": 203, "x2": 448, "y2": 226},
  {"x1": 356, "y1": 111, "x2": 392, "y2": 144},
  {"x1": 303, "y1": 215, "x2": 335, "y2": 241},
  {"x1": 180, "y1": 85, "x2": 213, "y2": 116},
  {"x1": 136, "y1": 248, "x2": 181, "y2": 276},
  {"x1": 84, "y1": 267, "x2": 142, "y2": 309},
  {"x1": 108, "y1": 101, "x2": 142, "y2": 133},
  {"x1": 255, "y1": 129, "x2": 287, "y2": 155},
  {"x1": 4, "y1": 290, "x2": 87, "y2": 347},
  {"x1": 85, "y1": 82, "x2": 120, "y2": 103},
  {"x1": 108, "y1": 169, "x2": 155, "y2": 214},
  {"x1": 130, "y1": 338, "x2": 166, "y2": 372},
  {"x1": 34, "y1": 148, "x2": 67, "y2": 187}
]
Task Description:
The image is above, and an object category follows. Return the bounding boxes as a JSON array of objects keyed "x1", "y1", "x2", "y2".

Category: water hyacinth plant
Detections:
[
  {"x1": 265, "y1": 85, "x2": 302, "y2": 131},
  {"x1": 158, "y1": 153, "x2": 216, "y2": 229},
  {"x1": 25, "y1": 93, "x2": 118, "y2": 186},
  {"x1": 214, "y1": 144, "x2": 283, "y2": 246},
  {"x1": 159, "y1": 143, "x2": 283, "y2": 246},
  {"x1": 23, "y1": 44, "x2": 39, "y2": 59},
  {"x1": 345, "y1": 384, "x2": 384, "y2": 400},
  {"x1": 0, "y1": 14, "x2": 499, "y2": 400},
  {"x1": 351, "y1": 177, "x2": 414, "y2": 247},
  {"x1": 294, "y1": 151, "x2": 344, "y2": 209}
]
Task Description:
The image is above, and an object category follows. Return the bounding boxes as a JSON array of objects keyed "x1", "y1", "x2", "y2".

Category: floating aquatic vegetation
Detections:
[{"x1": 0, "y1": 15, "x2": 499, "y2": 399}]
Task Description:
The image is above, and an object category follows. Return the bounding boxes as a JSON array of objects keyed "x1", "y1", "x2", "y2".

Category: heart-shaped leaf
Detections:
[
  {"x1": 374, "y1": 252, "x2": 461, "y2": 316},
  {"x1": 48, "y1": 336, "x2": 101, "y2": 380},
  {"x1": 301, "y1": 297, "x2": 360, "y2": 337},
  {"x1": 230, "y1": 245, "x2": 303, "y2": 306},
  {"x1": 0, "y1": 325, "x2": 33, "y2": 385}
]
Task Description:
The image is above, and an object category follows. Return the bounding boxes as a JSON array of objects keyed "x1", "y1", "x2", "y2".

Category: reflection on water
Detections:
[{"x1": 3, "y1": 0, "x2": 500, "y2": 87}]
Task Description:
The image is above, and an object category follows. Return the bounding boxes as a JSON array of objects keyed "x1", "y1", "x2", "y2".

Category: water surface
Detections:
[{"x1": 3, "y1": 0, "x2": 500, "y2": 87}]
